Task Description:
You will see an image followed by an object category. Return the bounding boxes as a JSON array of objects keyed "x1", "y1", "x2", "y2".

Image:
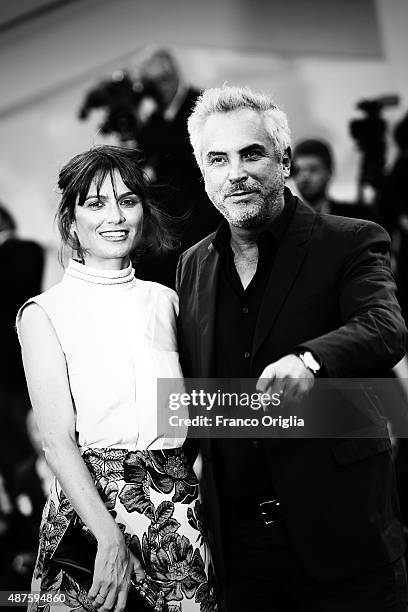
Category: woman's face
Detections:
[{"x1": 72, "y1": 170, "x2": 143, "y2": 270}]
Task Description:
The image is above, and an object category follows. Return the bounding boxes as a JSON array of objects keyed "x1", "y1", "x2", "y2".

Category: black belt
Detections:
[{"x1": 230, "y1": 493, "x2": 283, "y2": 525}]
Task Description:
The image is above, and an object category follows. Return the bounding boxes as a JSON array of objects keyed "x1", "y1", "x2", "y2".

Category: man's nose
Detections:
[
  {"x1": 106, "y1": 202, "x2": 125, "y2": 223},
  {"x1": 228, "y1": 159, "x2": 248, "y2": 184}
]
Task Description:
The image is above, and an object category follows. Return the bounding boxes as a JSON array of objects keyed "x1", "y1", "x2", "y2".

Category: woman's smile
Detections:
[{"x1": 99, "y1": 229, "x2": 129, "y2": 241}]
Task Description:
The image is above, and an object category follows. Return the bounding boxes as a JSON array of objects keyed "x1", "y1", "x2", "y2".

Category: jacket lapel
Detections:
[
  {"x1": 252, "y1": 202, "x2": 316, "y2": 358},
  {"x1": 197, "y1": 243, "x2": 220, "y2": 377}
]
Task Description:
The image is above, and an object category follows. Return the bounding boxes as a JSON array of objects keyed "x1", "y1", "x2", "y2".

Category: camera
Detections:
[
  {"x1": 350, "y1": 95, "x2": 399, "y2": 153},
  {"x1": 78, "y1": 71, "x2": 156, "y2": 142},
  {"x1": 349, "y1": 95, "x2": 399, "y2": 194}
]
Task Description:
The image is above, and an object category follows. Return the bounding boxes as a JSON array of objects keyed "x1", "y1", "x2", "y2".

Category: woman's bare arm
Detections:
[{"x1": 19, "y1": 303, "x2": 144, "y2": 612}]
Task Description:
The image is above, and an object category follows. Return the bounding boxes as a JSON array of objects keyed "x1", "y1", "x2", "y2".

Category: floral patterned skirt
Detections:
[{"x1": 29, "y1": 447, "x2": 218, "y2": 612}]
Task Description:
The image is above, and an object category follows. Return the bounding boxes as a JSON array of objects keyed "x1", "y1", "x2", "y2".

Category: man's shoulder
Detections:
[
  {"x1": 329, "y1": 199, "x2": 378, "y2": 223},
  {"x1": 313, "y1": 207, "x2": 388, "y2": 241},
  {"x1": 176, "y1": 232, "x2": 217, "y2": 292},
  {"x1": 292, "y1": 200, "x2": 390, "y2": 256},
  {"x1": 179, "y1": 232, "x2": 217, "y2": 265},
  {"x1": 291, "y1": 196, "x2": 386, "y2": 239}
]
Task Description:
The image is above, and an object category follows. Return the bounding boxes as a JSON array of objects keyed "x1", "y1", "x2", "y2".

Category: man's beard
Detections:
[{"x1": 212, "y1": 174, "x2": 285, "y2": 229}]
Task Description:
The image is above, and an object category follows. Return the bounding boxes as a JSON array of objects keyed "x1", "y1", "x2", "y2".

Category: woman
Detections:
[{"x1": 17, "y1": 146, "x2": 218, "y2": 612}]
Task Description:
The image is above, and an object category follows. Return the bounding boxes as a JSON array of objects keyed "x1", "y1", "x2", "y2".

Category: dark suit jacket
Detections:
[
  {"x1": 176, "y1": 190, "x2": 407, "y2": 583},
  {"x1": 328, "y1": 198, "x2": 377, "y2": 222}
]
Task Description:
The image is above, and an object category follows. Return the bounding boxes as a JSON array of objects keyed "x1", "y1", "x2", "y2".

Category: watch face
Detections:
[{"x1": 303, "y1": 352, "x2": 320, "y2": 372}]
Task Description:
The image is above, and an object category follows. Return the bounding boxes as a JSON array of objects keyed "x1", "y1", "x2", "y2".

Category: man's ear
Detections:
[{"x1": 282, "y1": 147, "x2": 291, "y2": 178}]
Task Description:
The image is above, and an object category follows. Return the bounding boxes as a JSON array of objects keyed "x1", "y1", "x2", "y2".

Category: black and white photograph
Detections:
[{"x1": 1, "y1": 1, "x2": 408, "y2": 610}]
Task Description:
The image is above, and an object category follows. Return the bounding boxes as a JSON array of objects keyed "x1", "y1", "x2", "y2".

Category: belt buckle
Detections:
[{"x1": 259, "y1": 499, "x2": 281, "y2": 525}]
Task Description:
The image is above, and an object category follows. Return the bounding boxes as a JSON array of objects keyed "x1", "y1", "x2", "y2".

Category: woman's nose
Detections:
[{"x1": 106, "y1": 202, "x2": 125, "y2": 224}]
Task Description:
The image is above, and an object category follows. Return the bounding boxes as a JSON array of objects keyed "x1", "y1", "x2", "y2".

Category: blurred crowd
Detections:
[{"x1": 1, "y1": 47, "x2": 408, "y2": 588}]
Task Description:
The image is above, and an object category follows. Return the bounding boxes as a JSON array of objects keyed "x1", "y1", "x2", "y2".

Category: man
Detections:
[
  {"x1": 176, "y1": 86, "x2": 407, "y2": 611},
  {"x1": 134, "y1": 49, "x2": 220, "y2": 286},
  {"x1": 292, "y1": 138, "x2": 375, "y2": 220}
]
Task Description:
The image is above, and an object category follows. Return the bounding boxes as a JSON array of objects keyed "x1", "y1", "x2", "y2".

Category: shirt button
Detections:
[
  {"x1": 244, "y1": 352, "x2": 250, "y2": 358},
  {"x1": 242, "y1": 307, "x2": 249, "y2": 314}
]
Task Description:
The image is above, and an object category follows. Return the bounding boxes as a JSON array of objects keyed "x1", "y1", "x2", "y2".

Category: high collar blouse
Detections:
[{"x1": 17, "y1": 260, "x2": 186, "y2": 451}]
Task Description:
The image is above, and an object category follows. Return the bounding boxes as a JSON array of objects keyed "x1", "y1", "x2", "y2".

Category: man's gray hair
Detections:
[{"x1": 187, "y1": 85, "x2": 291, "y2": 172}]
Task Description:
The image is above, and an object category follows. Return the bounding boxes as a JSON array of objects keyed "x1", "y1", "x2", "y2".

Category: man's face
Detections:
[
  {"x1": 292, "y1": 155, "x2": 331, "y2": 205},
  {"x1": 201, "y1": 109, "x2": 290, "y2": 229}
]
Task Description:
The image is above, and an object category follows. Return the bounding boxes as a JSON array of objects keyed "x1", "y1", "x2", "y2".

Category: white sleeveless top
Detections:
[{"x1": 16, "y1": 259, "x2": 186, "y2": 451}]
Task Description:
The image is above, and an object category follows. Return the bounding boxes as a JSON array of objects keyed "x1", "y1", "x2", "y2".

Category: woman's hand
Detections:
[
  {"x1": 88, "y1": 530, "x2": 145, "y2": 612},
  {"x1": 19, "y1": 304, "x2": 146, "y2": 612}
]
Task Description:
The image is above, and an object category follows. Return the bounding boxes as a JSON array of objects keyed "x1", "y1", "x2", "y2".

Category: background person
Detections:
[
  {"x1": 291, "y1": 138, "x2": 376, "y2": 220},
  {"x1": 17, "y1": 146, "x2": 218, "y2": 612},
  {"x1": 2, "y1": 411, "x2": 53, "y2": 591},
  {"x1": 0, "y1": 204, "x2": 44, "y2": 514},
  {"x1": 378, "y1": 112, "x2": 408, "y2": 327},
  {"x1": 134, "y1": 48, "x2": 221, "y2": 287}
]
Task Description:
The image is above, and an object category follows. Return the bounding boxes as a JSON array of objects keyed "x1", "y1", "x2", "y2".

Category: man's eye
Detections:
[
  {"x1": 209, "y1": 157, "x2": 225, "y2": 165},
  {"x1": 244, "y1": 151, "x2": 261, "y2": 160}
]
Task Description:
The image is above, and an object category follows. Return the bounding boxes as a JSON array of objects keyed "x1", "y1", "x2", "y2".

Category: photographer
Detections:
[
  {"x1": 134, "y1": 49, "x2": 221, "y2": 282},
  {"x1": 79, "y1": 49, "x2": 221, "y2": 287},
  {"x1": 379, "y1": 112, "x2": 408, "y2": 325}
]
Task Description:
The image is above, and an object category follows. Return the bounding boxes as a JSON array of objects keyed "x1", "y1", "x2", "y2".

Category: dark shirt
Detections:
[
  {"x1": 212, "y1": 196, "x2": 296, "y2": 500},
  {"x1": 214, "y1": 226, "x2": 275, "y2": 378}
]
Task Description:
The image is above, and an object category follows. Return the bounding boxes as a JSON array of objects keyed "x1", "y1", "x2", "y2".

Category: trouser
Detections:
[{"x1": 225, "y1": 515, "x2": 408, "y2": 612}]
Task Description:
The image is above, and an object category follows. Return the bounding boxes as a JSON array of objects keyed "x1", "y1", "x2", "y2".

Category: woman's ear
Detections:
[
  {"x1": 69, "y1": 222, "x2": 84, "y2": 262},
  {"x1": 70, "y1": 220, "x2": 79, "y2": 246}
]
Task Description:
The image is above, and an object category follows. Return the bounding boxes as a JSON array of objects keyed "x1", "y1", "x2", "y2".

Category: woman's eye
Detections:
[
  {"x1": 86, "y1": 200, "x2": 103, "y2": 209},
  {"x1": 121, "y1": 197, "x2": 140, "y2": 207}
]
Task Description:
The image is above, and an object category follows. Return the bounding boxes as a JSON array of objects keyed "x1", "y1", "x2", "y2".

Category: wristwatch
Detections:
[{"x1": 297, "y1": 351, "x2": 321, "y2": 376}]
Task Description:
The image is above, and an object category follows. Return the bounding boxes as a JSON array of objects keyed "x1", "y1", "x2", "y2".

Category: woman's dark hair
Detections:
[{"x1": 56, "y1": 145, "x2": 178, "y2": 263}]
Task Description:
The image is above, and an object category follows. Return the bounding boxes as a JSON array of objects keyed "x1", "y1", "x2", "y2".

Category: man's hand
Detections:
[{"x1": 256, "y1": 354, "x2": 315, "y2": 403}]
